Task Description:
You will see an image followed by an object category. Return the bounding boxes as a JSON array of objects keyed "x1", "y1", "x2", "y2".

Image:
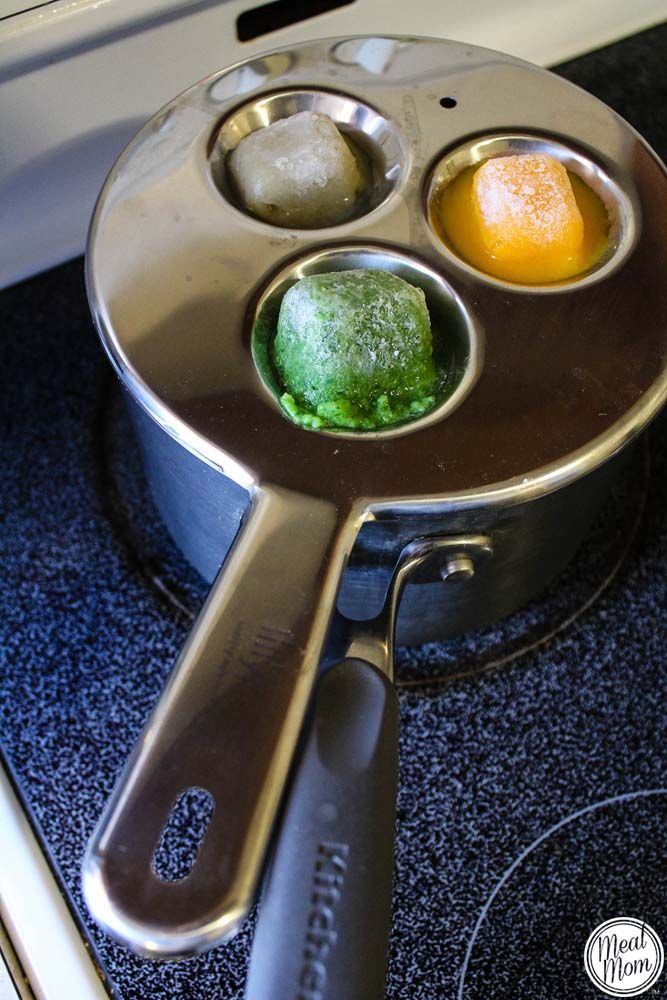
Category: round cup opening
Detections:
[
  {"x1": 249, "y1": 245, "x2": 482, "y2": 439},
  {"x1": 209, "y1": 88, "x2": 407, "y2": 230},
  {"x1": 424, "y1": 132, "x2": 638, "y2": 291}
]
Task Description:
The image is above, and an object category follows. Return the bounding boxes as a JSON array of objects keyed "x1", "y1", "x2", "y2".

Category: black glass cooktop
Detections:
[{"x1": 1, "y1": 22, "x2": 666, "y2": 1000}]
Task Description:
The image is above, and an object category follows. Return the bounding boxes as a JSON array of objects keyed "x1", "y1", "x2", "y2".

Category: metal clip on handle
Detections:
[{"x1": 82, "y1": 486, "x2": 357, "y2": 957}]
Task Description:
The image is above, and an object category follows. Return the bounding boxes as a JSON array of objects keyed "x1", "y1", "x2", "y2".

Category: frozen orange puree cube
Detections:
[{"x1": 471, "y1": 153, "x2": 584, "y2": 263}]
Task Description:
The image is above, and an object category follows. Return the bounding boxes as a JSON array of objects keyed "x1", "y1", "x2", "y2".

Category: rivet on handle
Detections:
[{"x1": 440, "y1": 554, "x2": 476, "y2": 581}]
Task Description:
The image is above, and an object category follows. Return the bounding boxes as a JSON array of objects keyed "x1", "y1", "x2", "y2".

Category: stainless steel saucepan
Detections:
[{"x1": 82, "y1": 32, "x2": 667, "y2": 988}]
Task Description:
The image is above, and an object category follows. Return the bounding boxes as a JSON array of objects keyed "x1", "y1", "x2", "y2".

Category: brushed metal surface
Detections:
[{"x1": 84, "y1": 35, "x2": 667, "y2": 960}]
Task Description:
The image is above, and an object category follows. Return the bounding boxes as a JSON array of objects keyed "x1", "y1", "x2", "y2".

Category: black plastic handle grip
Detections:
[{"x1": 244, "y1": 658, "x2": 400, "y2": 1000}]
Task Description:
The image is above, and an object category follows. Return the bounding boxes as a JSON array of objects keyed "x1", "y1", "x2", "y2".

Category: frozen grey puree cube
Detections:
[{"x1": 227, "y1": 110, "x2": 363, "y2": 227}]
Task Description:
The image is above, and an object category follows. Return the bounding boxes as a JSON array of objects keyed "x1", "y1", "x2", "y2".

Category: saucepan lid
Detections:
[{"x1": 87, "y1": 35, "x2": 667, "y2": 511}]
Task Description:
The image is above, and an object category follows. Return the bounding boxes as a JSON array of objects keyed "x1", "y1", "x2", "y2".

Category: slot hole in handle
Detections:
[{"x1": 152, "y1": 787, "x2": 215, "y2": 883}]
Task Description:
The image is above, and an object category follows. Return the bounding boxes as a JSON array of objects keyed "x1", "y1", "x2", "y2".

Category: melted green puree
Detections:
[{"x1": 272, "y1": 269, "x2": 438, "y2": 431}]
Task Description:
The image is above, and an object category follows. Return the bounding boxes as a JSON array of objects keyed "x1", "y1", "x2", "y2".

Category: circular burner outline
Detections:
[{"x1": 458, "y1": 787, "x2": 667, "y2": 1000}]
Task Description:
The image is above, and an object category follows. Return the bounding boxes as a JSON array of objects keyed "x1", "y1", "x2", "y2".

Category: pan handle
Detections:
[
  {"x1": 244, "y1": 657, "x2": 400, "y2": 1000},
  {"x1": 82, "y1": 485, "x2": 354, "y2": 957}
]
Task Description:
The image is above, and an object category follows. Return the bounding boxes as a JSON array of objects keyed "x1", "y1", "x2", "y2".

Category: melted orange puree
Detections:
[{"x1": 431, "y1": 159, "x2": 610, "y2": 284}]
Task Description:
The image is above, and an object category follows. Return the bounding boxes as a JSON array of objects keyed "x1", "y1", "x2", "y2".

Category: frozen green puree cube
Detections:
[{"x1": 273, "y1": 269, "x2": 436, "y2": 430}]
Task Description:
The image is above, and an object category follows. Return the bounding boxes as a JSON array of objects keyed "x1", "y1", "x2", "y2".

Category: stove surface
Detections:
[{"x1": 1, "y1": 23, "x2": 667, "y2": 1000}]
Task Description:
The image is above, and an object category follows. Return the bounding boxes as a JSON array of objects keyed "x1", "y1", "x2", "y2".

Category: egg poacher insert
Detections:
[{"x1": 82, "y1": 35, "x2": 667, "y2": 959}]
